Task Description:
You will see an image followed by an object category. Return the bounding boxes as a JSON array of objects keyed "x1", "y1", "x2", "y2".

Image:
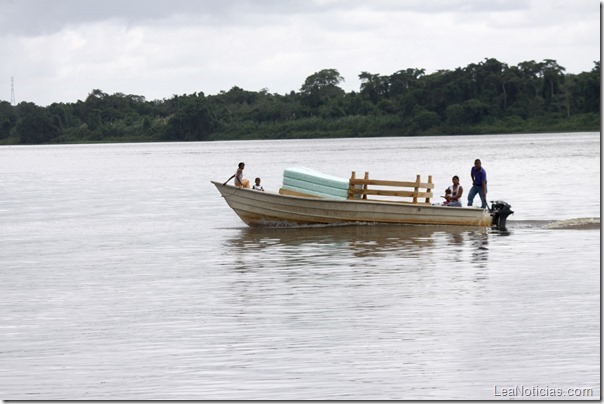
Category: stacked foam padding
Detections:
[{"x1": 281, "y1": 167, "x2": 350, "y2": 200}]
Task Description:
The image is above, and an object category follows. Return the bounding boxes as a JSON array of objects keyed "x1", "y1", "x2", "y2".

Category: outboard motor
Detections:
[{"x1": 489, "y1": 201, "x2": 514, "y2": 230}]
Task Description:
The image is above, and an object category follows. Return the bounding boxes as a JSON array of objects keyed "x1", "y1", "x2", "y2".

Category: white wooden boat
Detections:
[{"x1": 212, "y1": 170, "x2": 513, "y2": 228}]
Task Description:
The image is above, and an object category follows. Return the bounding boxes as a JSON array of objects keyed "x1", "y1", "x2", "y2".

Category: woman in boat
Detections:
[
  {"x1": 444, "y1": 175, "x2": 463, "y2": 207},
  {"x1": 224, "y1": 162, "x2": 250, "y2": 188}
]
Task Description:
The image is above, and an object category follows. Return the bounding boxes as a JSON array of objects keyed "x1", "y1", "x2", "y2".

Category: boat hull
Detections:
[{"x1": 212, "y1": 181, "x2": 493, "y2": 227}]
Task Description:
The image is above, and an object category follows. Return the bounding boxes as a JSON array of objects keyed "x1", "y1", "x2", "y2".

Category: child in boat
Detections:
[
  {"x1": 442, "y1": 188, "x2": 452, "y2": 205},
  {"x1": 224, "y1": 162, "x2": 250, "y2": 188},
  {"x1": 253, "y1": 177, "x2": 264, "y2": 191}
]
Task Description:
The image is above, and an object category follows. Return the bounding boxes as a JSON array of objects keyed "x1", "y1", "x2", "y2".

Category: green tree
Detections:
[
  {"x1": 445, "y1": 103, "x2": 465, "y2": 126},
  {"x1": 388, "y1": 68, "x2": 425, "y2": 97},
  {"x1": 540, "y1": 59, "x2": 566, "y2": 107},
  {"x1": 575, "y1": 61, "x2": 600, "y2": 113},
  {"x1": 300, "y1": 69, "x2": 345, "y2": 110},
  {"x1": 162, "y1": 93, "x2": 217, "y2": 141},
  {"x1": 15, "y1": 102, "x2": 59, "y2": 144},
  {"x1": 412, "y1": 109, "x2": 440, "y2": 131},
  {"x1": 0, "y1": 101, "x2": 17, "y2": 140},
  {"x1": 359, "y1": 72, "x2": 389, "y2": 104},
  {"x1": 462, "y1": 99, "x2": 489, "y2": 123}
]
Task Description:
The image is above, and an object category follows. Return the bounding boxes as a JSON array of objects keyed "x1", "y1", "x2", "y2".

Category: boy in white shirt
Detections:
[{"x1": 253, "y1": 177, "x2": 264, "y2": 191}]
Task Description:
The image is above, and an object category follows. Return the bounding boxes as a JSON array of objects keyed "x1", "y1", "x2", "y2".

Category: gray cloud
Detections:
[
  {"x1": 0, "y1": 0, "x2": 536, "y2": 36},
  {"x1": 0, "y1": 0, "x2": 598, "y2": 105}
]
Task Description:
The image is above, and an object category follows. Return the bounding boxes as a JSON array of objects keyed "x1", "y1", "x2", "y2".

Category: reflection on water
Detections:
[{"x1": 223, "y1": 224, "x2": 494, "y2": 272}]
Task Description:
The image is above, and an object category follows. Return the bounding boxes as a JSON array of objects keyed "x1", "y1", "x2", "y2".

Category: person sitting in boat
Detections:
[
  {"x1": 253, "y1": 177, "x2": 264, "y2": 191},
  {"x1": 443, "y1": 175, "x2": 463, "y2": 207},
  {"x1": 224, "y1": 162, "x2": 250, "y2": 188}
]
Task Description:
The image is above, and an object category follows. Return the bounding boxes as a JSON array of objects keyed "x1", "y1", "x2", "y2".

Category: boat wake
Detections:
[
  {"x1": 508, "y1": 217, "x2": 600, "y2": 230},
  {"x1": 543, "y1": 217, "x2": 601, "y2": 230}
]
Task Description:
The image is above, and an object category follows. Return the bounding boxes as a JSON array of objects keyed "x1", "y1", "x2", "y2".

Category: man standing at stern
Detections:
[{"x1": 467, "y1": 159, "x2": 487, "y2": 208}]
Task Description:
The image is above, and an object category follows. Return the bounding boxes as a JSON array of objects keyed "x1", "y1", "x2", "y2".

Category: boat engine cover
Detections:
[{"x1": 489, "y1": 200, "x2": 514, "y2": 230}]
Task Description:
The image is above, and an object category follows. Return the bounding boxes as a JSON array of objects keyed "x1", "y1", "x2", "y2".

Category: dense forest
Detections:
[{"x1": 0, "y1": 58, "x2": 600, "y2": 145}]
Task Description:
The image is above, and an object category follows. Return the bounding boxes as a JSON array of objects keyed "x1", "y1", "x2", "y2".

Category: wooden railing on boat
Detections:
[{"x1": 348, "y1": 171, "x2": 433, "y2": 204}]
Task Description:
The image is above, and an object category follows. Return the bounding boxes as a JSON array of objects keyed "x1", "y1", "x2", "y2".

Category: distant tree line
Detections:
[{"x1": 0, "y1": 58, "x2": 599, "y2": 145}]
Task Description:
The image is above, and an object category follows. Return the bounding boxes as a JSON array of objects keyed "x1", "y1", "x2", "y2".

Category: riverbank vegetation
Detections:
[{"x1": 0, "y1": 58, "x2": 599, "y2": 145}]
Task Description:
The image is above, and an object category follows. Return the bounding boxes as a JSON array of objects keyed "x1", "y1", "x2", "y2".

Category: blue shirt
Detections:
[{"x1": 471, "y1": 167, "x2": 487, "y2": 186}]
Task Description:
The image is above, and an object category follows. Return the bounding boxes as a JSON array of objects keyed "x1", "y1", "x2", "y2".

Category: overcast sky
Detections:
[{"x1": 0, "y1": 0, "x2": 599, "y2": 106}]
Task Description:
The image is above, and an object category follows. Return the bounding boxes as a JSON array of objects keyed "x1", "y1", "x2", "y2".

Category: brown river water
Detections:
[{"x1": 0, "y1": 132, "x2": 599, "y2": 399}]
